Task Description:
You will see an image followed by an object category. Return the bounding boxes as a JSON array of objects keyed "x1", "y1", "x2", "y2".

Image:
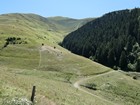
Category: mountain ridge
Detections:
[{"x1": 0, "y1": 13, "x2": 94, "y2": 46}]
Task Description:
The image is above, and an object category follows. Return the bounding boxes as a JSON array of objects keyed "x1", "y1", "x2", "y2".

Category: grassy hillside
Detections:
[
  {"x1": 0, "y1": 44, "x2": 112, "y2": 105},
  {"x1": 0, "y1": 13, "x2": 140, "y2": 105}
]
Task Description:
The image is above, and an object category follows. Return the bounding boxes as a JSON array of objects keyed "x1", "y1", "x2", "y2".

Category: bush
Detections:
[
  {"x1": 133, "y1": 76, "x2": 137, "y2": 80},
  {"x1": 2, "y1": 97, "x2": 33, "y2": 105},
  {"x1": 83, "y1": 83, "x2": 97, "y2": 90}
]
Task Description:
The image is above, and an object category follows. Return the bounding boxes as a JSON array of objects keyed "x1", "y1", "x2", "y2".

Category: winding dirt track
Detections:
[{"x1": 74, "y1": 71, "x2": 118, "y2": 105}]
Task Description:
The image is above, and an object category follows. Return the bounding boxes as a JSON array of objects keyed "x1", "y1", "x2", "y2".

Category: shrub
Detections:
[
  {"x1": 133, "y1": 76, "x2": 137, "y2": 80},
  {"x1": 82, "y1": 83, "x2": 97, "y2": 90},
  {"x1": 2, "y1": 97, "x2": 33, "y2": 105}
]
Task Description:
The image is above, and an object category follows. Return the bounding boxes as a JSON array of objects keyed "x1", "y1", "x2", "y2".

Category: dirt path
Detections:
[
  {"x1": 38, "y1": 48, "x2": 42, "y2": 68},
  {"x1": 36, "y1": 95, "x2": 56, "y2": 105},
  {"x1": 74, "y1": 70, "x2": 118, "y2": 105},
  {"x1": 38, "y1": 45, "x2": 63, "y2": 68},
  {"x1": 38, "y1": 45, "x2": 49, "y2": 68}
]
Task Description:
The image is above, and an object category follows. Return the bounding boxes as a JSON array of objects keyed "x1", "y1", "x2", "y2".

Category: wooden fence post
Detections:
[{"x1": 31, "y1": 86, "x2": 36, "y2": 103}]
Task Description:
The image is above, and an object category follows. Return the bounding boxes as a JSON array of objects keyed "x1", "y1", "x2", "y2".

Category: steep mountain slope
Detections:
[{"x1": 62, "y1": 8, "x2": 140, "y2": 72}]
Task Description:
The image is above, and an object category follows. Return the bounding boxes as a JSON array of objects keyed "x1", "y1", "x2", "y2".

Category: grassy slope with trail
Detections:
[
  {"x1": 74, "y1": 71, "x2": 117, "y2": 105},
  {"x1": 80, "y1": 70, "x2": 140, "y2": 105},
  {"x1": 0, "y1": 44, "x2": 111, "y2": 105}
]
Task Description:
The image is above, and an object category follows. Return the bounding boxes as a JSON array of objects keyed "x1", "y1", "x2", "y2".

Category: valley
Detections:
[{"x1": 0, "y1": 11, "x2": 140, "y2": 105}]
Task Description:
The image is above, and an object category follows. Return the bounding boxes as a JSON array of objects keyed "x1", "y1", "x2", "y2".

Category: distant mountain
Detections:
[
  {"x1": 47, "y1": 16, "x2": 94, "y2": 33},
  {"x1": 62, "y1": 8, "x2": 140, "y2": 72}
]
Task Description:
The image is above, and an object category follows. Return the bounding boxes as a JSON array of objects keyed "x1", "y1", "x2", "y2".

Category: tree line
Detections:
[{"x1": 3, "y1": 37, "x2": 28, "y2": 48}]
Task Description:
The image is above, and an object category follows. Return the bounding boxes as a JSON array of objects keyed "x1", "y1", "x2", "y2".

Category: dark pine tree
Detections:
[{"x1": 119, "y1": 51, "x2": 127, "y2": 70}]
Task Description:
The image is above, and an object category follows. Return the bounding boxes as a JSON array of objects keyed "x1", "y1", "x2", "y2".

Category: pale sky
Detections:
[{"x1": 0, "y1": 0, "x2": 140, "y2": 19}]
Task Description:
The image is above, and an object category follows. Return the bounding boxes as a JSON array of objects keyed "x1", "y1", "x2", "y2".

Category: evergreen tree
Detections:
[
  {"x1": 119, "y1": 51, "x2": 127, "y2": 70},
  {"x1": 136, "y1": 58, "x2": 140, "y2": 72},
  {"x1": 108, "y1": 48, "x2": 116, "y2": 67}
]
